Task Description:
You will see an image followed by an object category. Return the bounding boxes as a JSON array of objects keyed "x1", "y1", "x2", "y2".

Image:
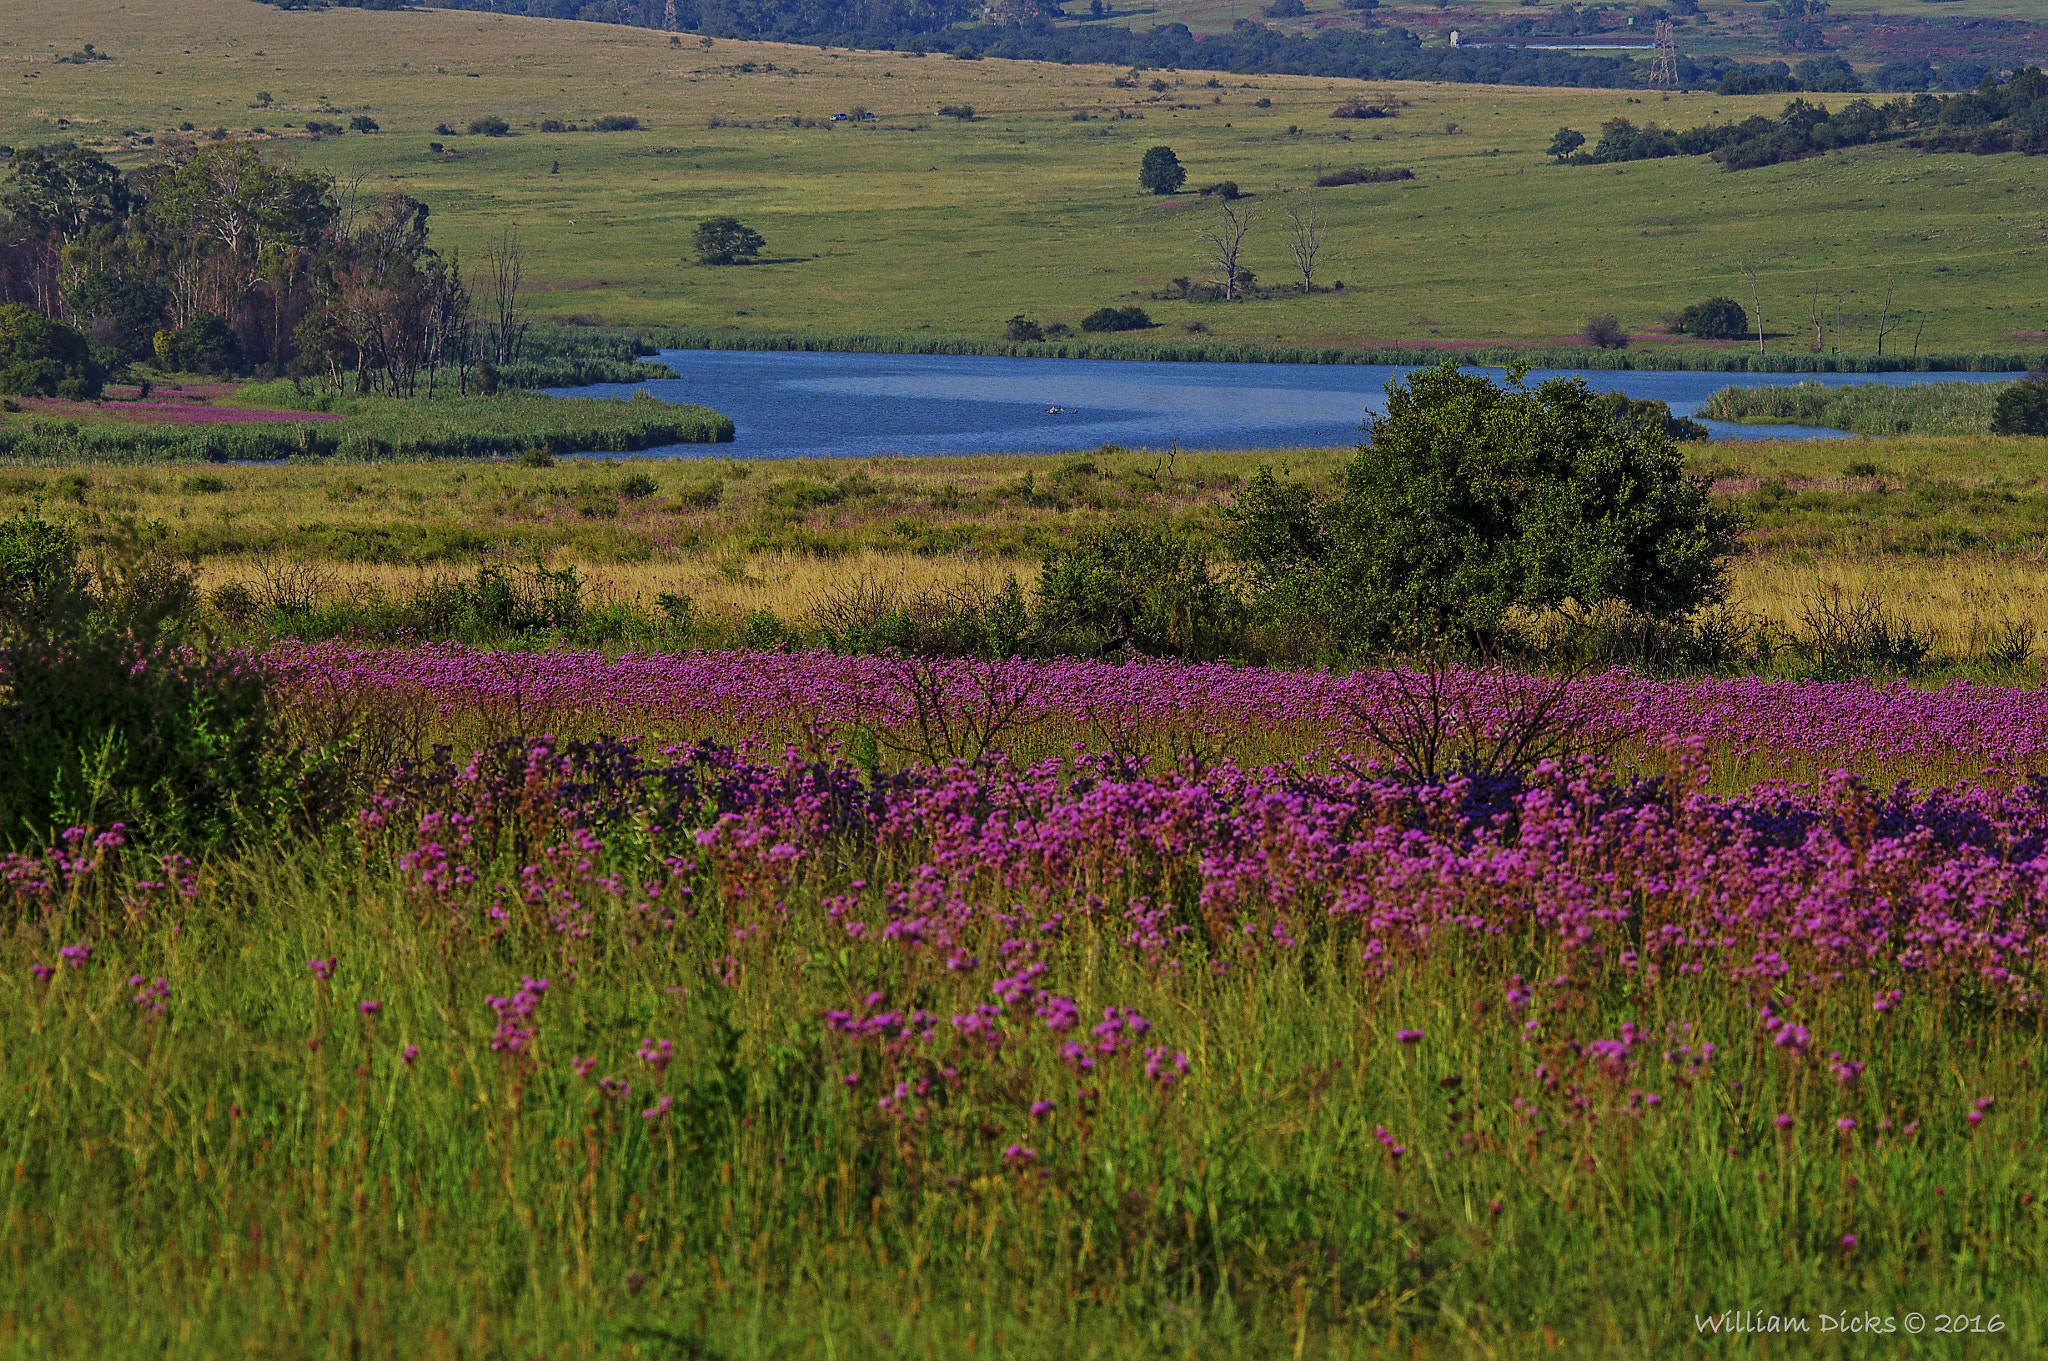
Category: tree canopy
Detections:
[
  {"x1": 692, "y1": 216, "x2": 766, "y2": 266},
  {"x1": 0, "y1": 304, "x2": 103, "y2": 399},
  {"x1": 1138, "y1": 146, "x2": 1186, "y2": 196},
  {"x1": 1224, "y1": 361, "x2": 1738, "y2": 648},
  {"x1": 1674, "y1": 297, "x2": 1750, "y2": 340}
]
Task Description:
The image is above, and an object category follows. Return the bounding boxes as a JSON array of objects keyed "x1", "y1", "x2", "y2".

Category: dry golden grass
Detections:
[
  {"x1": 1729, "y1": 553, "x2": 2048, "y2": 660},
  {"x1": 33, "y1": 439, "x2": 2048, "y2": 664},
  {"x1": 198, "y1": 546, "x2": 1033, "y2": 625}
]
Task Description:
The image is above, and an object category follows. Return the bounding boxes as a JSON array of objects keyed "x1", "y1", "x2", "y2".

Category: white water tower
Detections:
[{"x1": 1449, "y1": 28, "x2": 1461, "y2": 45}]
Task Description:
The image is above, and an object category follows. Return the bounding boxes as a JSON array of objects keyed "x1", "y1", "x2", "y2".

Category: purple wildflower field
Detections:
[{"x1": 6, "y1": 644, "x2": 2044, "y2": 1355}]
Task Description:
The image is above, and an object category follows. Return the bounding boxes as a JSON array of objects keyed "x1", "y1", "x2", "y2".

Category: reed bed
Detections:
[
  {"x1": 0, "y1": 394, "x2": 731, "y2": 465},
  {"x1": 1705, "y1": 381, "x2": 2012, "y2": 436}
]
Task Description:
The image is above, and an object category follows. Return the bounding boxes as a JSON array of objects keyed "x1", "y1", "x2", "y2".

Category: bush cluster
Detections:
[
  {"x1": 0, "y1": 507, "x2": 286, "y2": 850},
  {"x1": 1079, "y1": 306, "x2": 1153, "y2": 333},
  {"x1": 0, "y1": 305, "x2": 104, "y2": 399},
  {"x1": 1313, "y1": 166, "x2": 1412, "y2": 187}
]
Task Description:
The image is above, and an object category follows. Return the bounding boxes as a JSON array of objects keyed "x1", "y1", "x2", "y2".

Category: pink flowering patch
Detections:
[{"x1": 106, "y1": 403, "x2": 344, "y2": 426}]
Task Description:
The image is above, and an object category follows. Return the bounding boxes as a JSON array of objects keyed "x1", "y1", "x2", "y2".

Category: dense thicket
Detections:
[
  {"x1": 1, "y1": 141, "x2": 500, "y2": 394},
  {"x1": 1560, "y1": 70, "x2": 2048, "y2": 173},
  {"x1": 287, "y1": 0, "x2": 2000, "y2": 93},
  {"x1": 0, "y1": 506, "x2": 286, "y2": 849}
]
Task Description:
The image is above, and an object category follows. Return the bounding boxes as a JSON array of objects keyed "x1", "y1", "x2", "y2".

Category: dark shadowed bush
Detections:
[
  {"x1": 1674, "y1": 296, "x2": 1750, "y2": 340},
  {"x1": 152, "y1": 315, "x2": 243, "y2": 376},
  {"x1": 1080, "y1": 306, "x2": 1152, "y2": 333},
  {"x1": 0, "y1": 507, "x2": 287, "y2": 850},
  {"x1": 1992, "y1": 372, "x2": 2048, "y2": 435},
  {"x1": 0, "y1": 305, "x2": 105, "y2": 399},
  {"x1": 1314, "y1": 166, "x2": 1412, "y2": 187},
  {"x1": 1582, "y1": 314, "x2": 1628, "y2": 350}
]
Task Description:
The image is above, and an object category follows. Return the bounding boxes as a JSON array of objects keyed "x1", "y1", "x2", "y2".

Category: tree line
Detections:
[
  {"x1": 1551, "y1": 71, "x2": 2048, "y2": 175},
  {"x1": 0, "y1": 140, "x2": 528, "y2": 398},
  {"x1": 261, "y1": 0, "x2": 1874, "y2": 94}
]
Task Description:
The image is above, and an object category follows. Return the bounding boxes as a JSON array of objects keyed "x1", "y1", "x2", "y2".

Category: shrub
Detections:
[
  {"x1": 1314, "y1": 166, "x2": 1412, "y2": 187},
  {"x1": 592, "y1": 114, "x2": 641, "y2": 131},
  {"x1": 1225, "y1": 361, "x2": 1737, "y2": 649},
  {"x1": 152, "y1": 316, "x2": 243, "y2": 375},
  {"x1": 1592, "y1": 391, "x2": 1709, "y2": 441},
  {"x1": 1582, "y1": 313, "x2": 1628, "y2": 349},
  {"x1": 1992, "y1": 374, "x2": 2048, "y2": 435},
  {"x1": 0, "y1": 507, "x2": 285, "y2": 850},
  {"x1": 1138, "y1": 145, "x2": 1186, "y2": 195},
  {"x1": 1265, "y1": 0, "x2": 1307, "y2": 14},
  {"x1": 349, "y1": 115, "x2": 380, "y2": 133},
  {"x1": 0, "y1": 305, "x2": 104, "y2": 399},
  {"x1": 619, "y1": 472, "x2": 658, "y2": 499},
  {"x1": 1079, "y1": 306, "x2": 1152, "y2": 333},
  {"x1": 937, "y1": 104, "x2": 975, "y2": 119},
  {"x1": 539, "y1": 119, "x2": 567, "y2": 132},
  {"x1": 1197, "y1": 181, "x2": 1241, "y2": 199},
  {"x1": 1674, "y1": 296, "x2": 1750, "y2": 340},
  {"x1": 1005, "y1": 315, "x2": 1044, "y2": 342},
  {"x1": 1035, "y1": 520, "x2": 1242, "y2": 660},
  {"x1": 467, "y1": 115, "x2": 511, "y2": 136},
  {"x1": 1331, "y1": 96, "x2": 1396, "y2": 119}
]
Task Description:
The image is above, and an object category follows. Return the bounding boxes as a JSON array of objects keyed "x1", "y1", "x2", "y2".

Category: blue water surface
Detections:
[{"x1": 550, "y1": 349, "x2": 2013, "y2": 460}]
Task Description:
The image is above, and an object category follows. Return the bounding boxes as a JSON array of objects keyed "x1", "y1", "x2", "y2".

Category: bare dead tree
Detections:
[
  {"x1": 1200, "y1": 200, "x2": 1258, "y2": 302},
  {"x1": 1285, "y1": 191, "x2": 1327, "y2": 294},
  {"x1": 1808, "y1": 293, "x2": 1825, "y2": 352},
  {"x1": 876, "y1": 656, "x2": 1044, "y2": 765},
  {"x1": 484, "y1": 228, "x2": 528, "y2": 366},
  {"x1": 1874, "y1": 271, "x2": 1903, "y2": 356},
  {"x1": 1834, "y1": 292, "x2": 1842, "y2": 355},
  {"x1": 1912, "y1": 318, "x2": 1926, "y2": 358},
  {"x1": 1331, "y1": 654, "x2": 1616, "y2": 784},
  {"x1": 1738, "y1": 261, "x2": 1764, "y2": 354}
]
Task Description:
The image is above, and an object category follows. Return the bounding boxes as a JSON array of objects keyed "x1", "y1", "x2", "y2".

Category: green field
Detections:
[{"x1": 8, "y1": 0, "x2": 2048, "y2": 355}]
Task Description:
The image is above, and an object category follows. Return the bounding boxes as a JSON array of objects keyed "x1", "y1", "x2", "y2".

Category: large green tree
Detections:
[
  {"x1": 691, "y1": 216, "x2": 765, "y2": 266},
  {"x1": 1138, "y1": 145, "x2": 1186, "y2": 195},
  {"x1": 1224, "y1": 361, "x2": 1738, "y2": 648},
  {"x1": 0, "y1": 148, "x2": 130, "y2": 242}
]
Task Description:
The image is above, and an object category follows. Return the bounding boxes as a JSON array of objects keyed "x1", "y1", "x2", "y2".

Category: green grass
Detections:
[
  {"x1": 1705, "y1": 378, "x2": 2012, "y2": 435},
  {"x1": 0, "y1": 391, "x2": 731, "y2": 463},
  {"x1": 9, "y1": 0, "x2": 2048, "y2": 357},
  {"x1": 14, "y1": 436, "x2": 2048, "y2": 678},
  {"x1": 2, "y1": 787, "x2": 2041, "y2": 1359}
]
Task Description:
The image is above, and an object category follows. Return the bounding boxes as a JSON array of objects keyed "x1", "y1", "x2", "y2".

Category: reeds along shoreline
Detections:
[{"x1": 641, "y1": 326, "x2": 2039, "y2": 374}]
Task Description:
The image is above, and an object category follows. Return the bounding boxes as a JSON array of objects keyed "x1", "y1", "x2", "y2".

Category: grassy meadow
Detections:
[
  {"x1": 4, "y1": 426, "x2": 2047, "y2": 667},
  {"x1": 7, "y1": 0, "x2": 2048, "y2": 353}
]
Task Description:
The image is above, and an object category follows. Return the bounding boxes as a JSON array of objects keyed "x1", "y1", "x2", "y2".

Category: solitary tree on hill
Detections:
[
  {"x1": 1139, "y1": 145, "x2": 1187, "y2": 195},
  {"x1": 691, "y1": 216, "x2": 765, "y2": 266}
]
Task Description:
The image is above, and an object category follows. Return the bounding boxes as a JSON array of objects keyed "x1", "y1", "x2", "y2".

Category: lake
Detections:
[{"x1": 550, "y1": 350, "x2": 2013, "y2": 460}]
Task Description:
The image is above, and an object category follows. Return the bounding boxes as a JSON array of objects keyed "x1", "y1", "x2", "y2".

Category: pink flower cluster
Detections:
[{"x1": 264, "y1": 645, "x2": 2048, "y2": 775}]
